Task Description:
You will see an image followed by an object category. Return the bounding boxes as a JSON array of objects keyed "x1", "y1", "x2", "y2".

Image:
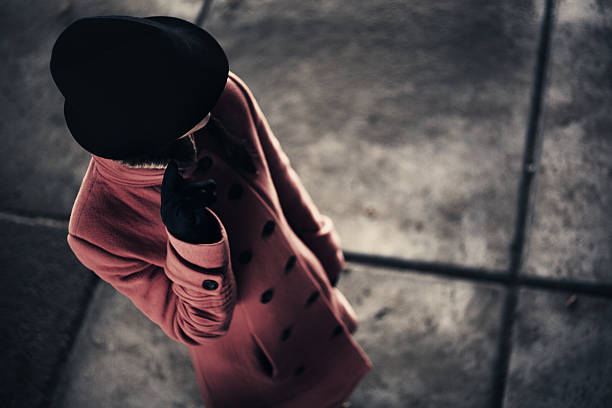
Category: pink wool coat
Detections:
[{"x1": 66, "y1": 71, "x2": 373, "y2": 408}]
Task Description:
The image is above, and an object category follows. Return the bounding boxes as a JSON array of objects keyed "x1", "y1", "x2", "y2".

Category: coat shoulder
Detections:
[
  {"x1": 213, "y1": 71, "x2": 260, "y2": 125},
  {"x1": 227, "y1": 71, "x2": 256, "y2": 106}
]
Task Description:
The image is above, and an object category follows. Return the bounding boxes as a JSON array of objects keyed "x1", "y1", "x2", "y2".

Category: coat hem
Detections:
[
  {"x1": 322, "y1": 364, "x2": 371, "y2": 408},
  {"x1": 269, "y1": 363, "x2": 372, "y2": 408}
]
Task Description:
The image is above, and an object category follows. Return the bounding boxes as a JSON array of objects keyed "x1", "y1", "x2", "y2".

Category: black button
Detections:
[
  {"x1": 284, "y1": 255, "x2": 296, "y2": 274},
  {"x1": 294, "y1": 365, "x2": 305, "y2": 376},
  {"x1": 202, "y1": 279, "x2": 219, "y2": 290},
  {"x1": 261, "y1": 288, "x2": 274, "y2": 304},
  {"x1": 281, "y1": 326, "x2": 292, "y2": 341},
  {"x1": 306, "y1": 291, "x2": 319, "y2": 306},
  {"x1": 331, "y1": 325, "x2": 343, "y2": 338},
  {"x1": 262, "y1": 220, "x2": 275, "y2": 237},
  {"x1": 228, "y1": 183, "x2": 243, "y2": 200},
  {"x1": 197, "y1": 156, "x2": 213, "y2": 172},
  {"x1": 239, "y1": 250, "x2": 252, "y2": 264}
]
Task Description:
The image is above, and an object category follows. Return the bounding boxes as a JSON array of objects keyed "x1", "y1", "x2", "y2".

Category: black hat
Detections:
[{"x1": 50, "y1": 15, "x2": 229, "y2": 160}]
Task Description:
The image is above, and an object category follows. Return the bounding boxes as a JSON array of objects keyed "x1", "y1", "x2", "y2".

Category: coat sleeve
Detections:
[
  {"x1": 230, "y1": 75, "x2": 346, "y2": 286},
  {"x1": 66, "y1": 207, "x2": 237, "y2": 346}
]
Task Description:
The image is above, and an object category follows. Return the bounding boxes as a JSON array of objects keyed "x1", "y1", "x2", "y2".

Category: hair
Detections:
[
  {"x1": 115, "y1": 135, "x2": 196, "y2": 169},
  {"x1": 115, "y1": 115, "x2": 258, "y2": 172}
]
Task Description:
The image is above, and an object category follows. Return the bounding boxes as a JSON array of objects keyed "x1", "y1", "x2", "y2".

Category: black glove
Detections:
[{"x1": 161, "y1": 160, "x2": 221, "y2": 244}]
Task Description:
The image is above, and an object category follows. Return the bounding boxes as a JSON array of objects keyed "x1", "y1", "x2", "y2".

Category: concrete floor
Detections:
[{"x1": 1, "y1": 0, "x2": 611, "y2": 407}]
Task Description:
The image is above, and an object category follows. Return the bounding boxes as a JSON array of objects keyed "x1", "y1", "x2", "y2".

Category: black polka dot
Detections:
[
  {"x1": 261, "y1": 288, "x2": 274, "y2": 304},
  {"x1": 331, "y1": 325, "x2": 343, "y2": 338},
  {"x1": 294, "y1": 365, "x2": 305, "y2": 376},
  {"x1": 280, "y1": 326, "x2": 292, "y2": 341},
  {"x1": 202, "y1": 279, "x2": 218, "y2": 290},
  {"x1": 262, "y1": 220, "x2": 275, "y2": 237},
  {"x1": 228, "y1": 184, "x2": 243, "y2": 200},
  {"x1": 239, "y1": 250, "x2": 252, "y2": 264},
  {"x1": 306, "y1": 291, "x2": 319, "y2": 306},
  {"x1": 284, "y1": 255, "x2": 296, "y2": 274}
]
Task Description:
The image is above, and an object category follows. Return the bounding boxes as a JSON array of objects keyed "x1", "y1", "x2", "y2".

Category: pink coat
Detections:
[{"x1": 66, "y1": 71, "x2": 373, "y2": 408}]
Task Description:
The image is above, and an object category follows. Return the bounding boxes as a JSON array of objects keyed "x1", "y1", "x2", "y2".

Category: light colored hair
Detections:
[
  {"x1": 114, "y1": 133, "x2": 197, "y2": 169},
  {"x1": 115, "y1": 161, "x2": 168, "y2": 169},
  {"x1": 114, "y1": 116, "x2": 258, "y2": 172}
]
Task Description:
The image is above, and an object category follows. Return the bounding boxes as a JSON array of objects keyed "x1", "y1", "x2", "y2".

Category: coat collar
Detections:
[
  {"x1": 91, "y1": 127, "x2": 210, "y2": 187},
  {"x1": 92, "y1": 154, "x2": 166, "y2": 187}
]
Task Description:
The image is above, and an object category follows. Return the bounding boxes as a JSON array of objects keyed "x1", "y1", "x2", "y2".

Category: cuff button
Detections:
[{"x1": 202, "y1": 279, "x2": 219, "y2": 290}]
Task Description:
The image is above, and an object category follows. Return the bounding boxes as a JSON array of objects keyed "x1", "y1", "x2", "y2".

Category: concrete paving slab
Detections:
[
  {"x1": 504, "y1": 288, "x2": 612, "y2": 408},
  {"x1": 51, "y1": 262, "x2": 503, "y2": 408},
  {"x1": 50, "y1": 280, "x2": 203, "y2": 408},
  {"x1": 204, "y1": 0, "x2": 544, "y2": 269},
  {"x1": 340, "y1": 264, "x2": 503, "y2": 408},
  {"x1": 0, "y1": 218, "x2": 97, "y2": 408},
  {"x1": 0, "y1": 0, "x2": 202, "y2": 218},
  {"x1": 522, "y1": 0, "x2": 612, "y2": 283}
]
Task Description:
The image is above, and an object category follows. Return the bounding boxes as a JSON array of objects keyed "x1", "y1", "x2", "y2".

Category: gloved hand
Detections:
[{"x1": 161, "y1": 160, "x2": 221, "y2": 244}]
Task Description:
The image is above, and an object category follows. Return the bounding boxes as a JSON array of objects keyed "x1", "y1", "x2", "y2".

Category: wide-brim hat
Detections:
[{"x1": 50, "y1": 15, "x2": 229, "y2": 160}]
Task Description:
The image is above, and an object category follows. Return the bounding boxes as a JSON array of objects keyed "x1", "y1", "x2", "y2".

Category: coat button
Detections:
[
  {"x1": 280, "y1": 326, "x2": 292, "y2": 341},
  {"x1": 228, "y1": 183, "x2": 243, "y2": 200},
  {"x1": 305, "y1": 291, "x2": 319, "y2": 306},
  {"x1": 284, "y1": 255, "x2": 296, "y2": 274},
  {"x1": 261, "y1": 288, "x2": 274, "y2": 304},
  {"x1": 197, "y1": 156, "x2": 213, "y2": 172},
  {"x1": 294, "y1": 365, "x2": 305, "y2": 376},
  {"x1": 331, "y1": 325, "x2": 343, "y2": 338},
  {"x1": 202, "y1": 279, "x2": 218, "y2": 290},
  {"x1": 239, "y1": 250, "x2": 252, "y2": 264},
  {"x1": 262, "y1": 220, "x2": 275, "y2": 237}
]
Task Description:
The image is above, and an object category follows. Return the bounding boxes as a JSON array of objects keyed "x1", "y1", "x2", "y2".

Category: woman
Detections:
[{"x1": 51, "y1": 15, "x2": 372, "y2": 408}]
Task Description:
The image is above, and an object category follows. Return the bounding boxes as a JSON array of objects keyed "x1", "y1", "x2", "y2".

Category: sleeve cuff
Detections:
[{"x1": 164, "y1": 207, "x2": 230, "y2": 294}]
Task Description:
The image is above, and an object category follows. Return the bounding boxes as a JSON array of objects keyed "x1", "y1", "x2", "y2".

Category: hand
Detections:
[{"x1": 161, "y1": 160, "x2": 221, "y2": 244}]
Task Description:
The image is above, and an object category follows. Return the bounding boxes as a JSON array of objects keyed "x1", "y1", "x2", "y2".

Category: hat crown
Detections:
[
  {"x1": 51, "y1": 16, "x2": 186, "y2": 105},
  {"x1": 50, "y1": 15, "x2": 229, "y2": 160}
]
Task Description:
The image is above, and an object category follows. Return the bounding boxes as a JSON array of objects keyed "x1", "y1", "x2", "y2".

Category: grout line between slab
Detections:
[
  {"x1": 345, "y1": 252, "x2": 612, "y2": 299},
  {"x1": 344, "y1": 250, "x2": 507, "y2": 281},
  {"x1": 194, "y1": 0, "x2": 214, "y2": 27},
  {"x1": 489, "y1": 1, "x2": 557, "y2": 407}
]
